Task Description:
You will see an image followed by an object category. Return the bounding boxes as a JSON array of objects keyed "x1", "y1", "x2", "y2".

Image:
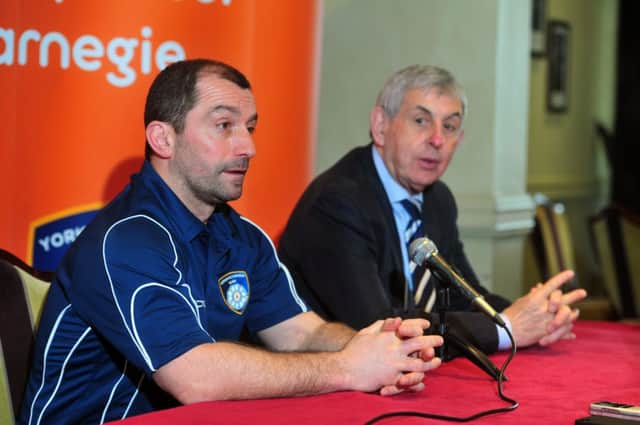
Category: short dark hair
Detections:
[{"x1": 143, "y1": 59, "x2": 251, "y2": 159}]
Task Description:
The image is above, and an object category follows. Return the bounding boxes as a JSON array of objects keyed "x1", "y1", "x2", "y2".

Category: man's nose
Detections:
[
  {"x1": 234, "y1": 128, "x2": 256, "y2": 158},
  {"x1": 428, "y1": 124, "x2": 445, "y2": 148}
]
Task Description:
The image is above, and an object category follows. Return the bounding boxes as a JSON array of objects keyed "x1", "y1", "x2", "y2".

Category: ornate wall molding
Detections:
[{"x1": 456, "y1": 193, "x2": 536, "y2": 238}]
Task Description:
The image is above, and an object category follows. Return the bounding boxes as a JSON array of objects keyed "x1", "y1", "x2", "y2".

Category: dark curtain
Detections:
[{"x1": 612, "y1": 0, "x2": 640, "y2": 214}]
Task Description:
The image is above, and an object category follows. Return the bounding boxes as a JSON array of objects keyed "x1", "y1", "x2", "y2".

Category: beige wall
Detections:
[{"x1": 527, "y1": 0, "x2": 617, "y2": 291}]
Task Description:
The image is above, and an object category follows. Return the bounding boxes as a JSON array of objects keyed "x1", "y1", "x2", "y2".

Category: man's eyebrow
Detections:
[
  {"x1": 210, "y1": 105, "x2": 241, "y2": 115},
  {"x1": 415, "y1": 105, "x2": 462, "y2": 120},
  {"x1": 209, "y1": 106, "x2": 258, "y2": 124}
]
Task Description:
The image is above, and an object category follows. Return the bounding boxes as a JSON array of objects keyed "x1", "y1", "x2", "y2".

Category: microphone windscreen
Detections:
[{"x1": 409, "y1": 237, "x2": 437, "y2": 265}]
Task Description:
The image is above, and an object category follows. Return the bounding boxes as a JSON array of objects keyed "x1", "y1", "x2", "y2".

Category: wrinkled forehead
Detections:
[
  {"x1": 194, "y1": 74, "x2": 256, "y2": 113},
  {"x1": 400, "y1": 87, "x2": 464, "y2": 116}
]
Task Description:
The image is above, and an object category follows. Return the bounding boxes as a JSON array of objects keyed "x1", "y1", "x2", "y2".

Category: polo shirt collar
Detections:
[{"x1": 136, "y1": 161, "x2": 212, "y2": 242}]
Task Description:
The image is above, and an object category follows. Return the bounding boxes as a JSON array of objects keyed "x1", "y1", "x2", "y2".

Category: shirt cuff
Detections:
[{"x1": 496, "y1": 313, "x2": 513, "y2": 350}]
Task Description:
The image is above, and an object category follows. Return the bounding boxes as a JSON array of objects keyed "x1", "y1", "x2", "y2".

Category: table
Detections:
[{"x1": 111, "y1": 321, "x2": 640, "y2": 424}]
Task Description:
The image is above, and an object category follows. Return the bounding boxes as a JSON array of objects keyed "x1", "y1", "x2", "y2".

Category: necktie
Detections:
[
  {"x1": 400, "y1": 199, "x2": 424, "y2": 289},
  {"x1": 400, "y1": 199, "x2": 423, "y2": 251},
  {"x1": 400, "y1": 199, "x2": 435, "y2": 312}
]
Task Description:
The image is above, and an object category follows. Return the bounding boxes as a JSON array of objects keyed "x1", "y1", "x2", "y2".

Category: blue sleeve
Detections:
[{"x1": 70, "y1": 215, "x2": 212, "y2": 374}]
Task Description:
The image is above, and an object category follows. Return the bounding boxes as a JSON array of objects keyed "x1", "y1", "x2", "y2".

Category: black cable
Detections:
[{"x1": 364, "y1": 326, "x2": 519, "y2": 425}]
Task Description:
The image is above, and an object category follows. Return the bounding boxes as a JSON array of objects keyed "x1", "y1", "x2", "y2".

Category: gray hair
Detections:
[{"x1": 375, "y1": 65, "x2": 468, "y2": 119}]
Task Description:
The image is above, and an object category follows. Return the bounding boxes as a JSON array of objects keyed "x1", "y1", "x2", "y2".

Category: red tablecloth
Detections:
[{"x1": 110, "y1": 321, "x2": 640, "y2": 424}]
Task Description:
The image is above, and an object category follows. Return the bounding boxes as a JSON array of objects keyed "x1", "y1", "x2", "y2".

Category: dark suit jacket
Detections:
[{"x1": 279, "y1": 145, "x2": 511, "y2": 355}]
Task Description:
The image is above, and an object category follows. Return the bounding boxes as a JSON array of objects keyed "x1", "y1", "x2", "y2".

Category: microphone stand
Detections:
[{"x1": 434, "y1": 281, "x2": 505, "y2": 381}]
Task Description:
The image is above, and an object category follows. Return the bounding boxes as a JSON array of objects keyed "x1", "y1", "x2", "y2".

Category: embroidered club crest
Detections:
[{"x1": 218, "y1": 271, "x2": 250, "y2": 314}]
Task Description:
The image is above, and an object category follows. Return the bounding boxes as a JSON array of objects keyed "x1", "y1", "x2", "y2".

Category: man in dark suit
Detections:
[{"x1": 279, "y1": 65, "x2": 586, "y2": 355}]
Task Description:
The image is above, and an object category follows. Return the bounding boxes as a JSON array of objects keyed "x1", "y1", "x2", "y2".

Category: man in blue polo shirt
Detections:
[{"x1": 19, "y1": 59, "x2": 443, "y2": 424}]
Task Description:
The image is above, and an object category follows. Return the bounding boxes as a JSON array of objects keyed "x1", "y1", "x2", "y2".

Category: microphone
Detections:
[{"x1": 409, "y1": 237, "x2": 506, "y2": 327}]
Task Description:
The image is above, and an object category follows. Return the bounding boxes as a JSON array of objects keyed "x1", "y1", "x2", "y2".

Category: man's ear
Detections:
[
  {"x1": 369, "y1": 106, "x2": 387, "y2": 147},
  {"x1": 146, "y1": 121, "x2": 175, "y2": 159}
]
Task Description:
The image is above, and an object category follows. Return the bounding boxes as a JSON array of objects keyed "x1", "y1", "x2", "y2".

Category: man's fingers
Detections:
[
  {"x1": 380, "y1": 317, "x2": 402, "y2": 332},
  {"x1": 562, "y1": 288, "x2": 588, "y2": 305},
  {"x1": 540, "y1": 329, "x2": 575, "y2": 346},
  {"x1": 553, "y1": 307, "x2": 580, "y2": 328},
  {"x1": 378, "y1": 353, "x2": 441, "y2": 396},
  {"x1": 403, "y1": 355, "x2": 442, "y2": 374},
  {"x1": 379, "y1": 381, "x2": 425, "y2": 396},
  {"x1": 379, "y1": 317, "x2": 430, "y2": 338},
  {"x1": 569, "y1": 308, "x2": 580, "y2": 322},
  {"x1": 379, "y1": 371, "x2": 427, "y2": 396},
  {"x1": 396, "y1": 319, "x2": 430, "y2": 338},
  {"x1": 401, "y1": 335, "x2": 443, "y2": 357},
  {"x1": 538, "y1": 270, "x2": 576, "y2": 298},
  {"x1": 549, "y1": 305, "x2": 573, "y2": 331},
  {"x1": 399, "y1": 318, "x2": 430, "y2": 329},
  {"x1": 423, "y1": 357, "x2": 442, "y2": 372},
  {"x1": 539, "y1": 322, "x2": 574, "y2": 346},
  {"x1": 547, "y1": 289, "x2": 563, "y2": 313},
  {"x1": 418, "y1": 347, "x2": 437, "y2": 362},
  {"x1": 395, "y1": 371, "x2": 425, "y2": 388},
  {"x1": 397, "y1": 354, "x2": 442, "y2": 374},
  {"x1": 379, "y1": 385, "x2": 404, "y2": 396},
  {"x1": 406, "y1": 382, "x2": 426, "y2": 393}
]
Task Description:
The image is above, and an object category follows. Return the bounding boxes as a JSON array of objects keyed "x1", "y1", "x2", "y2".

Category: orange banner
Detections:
[{"x1": 0, "y1": 0, "x2": 319, "y2": 270}]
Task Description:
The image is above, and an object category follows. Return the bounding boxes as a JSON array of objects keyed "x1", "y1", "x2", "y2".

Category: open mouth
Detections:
[
  {"x1": 224, "y1": 168, "x2": 248, "y2": 176},
  {"x1": 224, "y1": 159, "x2": 250, "y2": 176},
  {"x1": 419, "y1": 158, "x2": 440, "y2": 169}
]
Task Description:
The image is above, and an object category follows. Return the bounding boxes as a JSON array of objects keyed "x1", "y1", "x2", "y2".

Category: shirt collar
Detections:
[
  {"x1": 371, "y1": 145, "x2": 423, "y2": 206},
  {"x1": 135, "y1": 161, "x2": 211, "y2": 242}
]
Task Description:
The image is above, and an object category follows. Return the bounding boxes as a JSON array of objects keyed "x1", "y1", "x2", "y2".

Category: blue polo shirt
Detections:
[{"x1": 19, "y1": 161, "x2": 307, "y2": 424}]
